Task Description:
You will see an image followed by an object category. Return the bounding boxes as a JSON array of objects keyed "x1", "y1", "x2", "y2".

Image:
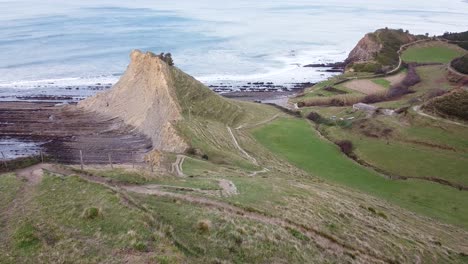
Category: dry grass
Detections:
[
  {"x1": 344, "y1": 79, "x2": 386, "y2": 95},
  {"x1": 299, "y1": 94, "x2": 364, "y2": 107}
]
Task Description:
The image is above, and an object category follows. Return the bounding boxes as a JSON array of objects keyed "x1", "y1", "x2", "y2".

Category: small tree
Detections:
[{"x1": 164, "y1": 53, "x2": 174, "y2": 66}]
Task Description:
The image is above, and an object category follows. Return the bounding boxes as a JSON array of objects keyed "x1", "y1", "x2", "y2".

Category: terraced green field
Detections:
[
  {"x1": 253, "y1": 117, "x2": 468, "y2": 228},
  {"x1": 402, "y1": 44, "x2": 465, "y2": 63}
]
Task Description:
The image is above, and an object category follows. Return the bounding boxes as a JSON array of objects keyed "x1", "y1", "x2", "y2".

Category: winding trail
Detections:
[
  {"x1": 217, "y1": 179, "x2": 238, "y2": 196},
  {"x1": 413, "y1": 106, "x2": 468, "y2": 128},
  {"x1": 447, "y1": 63, "x2": 468, "y2": 78},
  {"x1": 249, "y1": 168, "x2": 270, "y2": 177},
  {"x1": 171, "y1": 155, "x2": 186, "y2": 177},
  {"x1": 227, "y1": 126, "x2": 258, "y2": 165},
  {"x1": 235, "y1": 114, "x2": 280, "y2": 130},
  {"x1": 27, "y1": 163, "x2": 390, "y2": 263}
]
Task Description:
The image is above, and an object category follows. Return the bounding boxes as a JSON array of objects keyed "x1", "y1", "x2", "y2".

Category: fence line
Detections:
[{"x1": 0, "y1": 149, "x2": 161, "y2": 174}]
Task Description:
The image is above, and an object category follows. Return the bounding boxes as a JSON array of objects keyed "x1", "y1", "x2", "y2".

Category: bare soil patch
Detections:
[
  {"x1": 385, "y1": 72, "x2": 407, "y2": 85},
  {"x1": 344, "y1": 80, "x2": 386, "y2": 95}
]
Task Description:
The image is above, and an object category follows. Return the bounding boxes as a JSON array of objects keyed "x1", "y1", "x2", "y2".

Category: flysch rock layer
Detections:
[{"x1": 79, "y1": 50, "x2": 188, "y2": 153}]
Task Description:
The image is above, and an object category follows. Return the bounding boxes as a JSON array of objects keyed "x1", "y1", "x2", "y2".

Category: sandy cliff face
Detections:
[
  {"x1": 79, "y1": 50, "x2": 188, "y2": 153},
  {"x1": 345, "y1": 34, "x2": 382, "y2": 64}
]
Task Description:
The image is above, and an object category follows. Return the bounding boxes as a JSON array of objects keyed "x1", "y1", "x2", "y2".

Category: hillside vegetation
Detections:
[
  {"x1": 442, "y1": 30, "x2": 468, "y2": 50},
  {"x1": 345, "y1": 28, "x2": 424, "y2": 73},
  {"x1": 2, "y1": 32, "x2": 468, "y2": 263},
  {"x1": 423, "y1": 89, "x2": 468, "y2": 121},
  {"x1": 290, "y1": 29, "x2": 468, "y2": 236},
  {"x1": 452, "y1": 54, "x2": 468, "y2": 74}
]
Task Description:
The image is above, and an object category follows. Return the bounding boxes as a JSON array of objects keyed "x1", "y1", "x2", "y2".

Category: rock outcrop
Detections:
[
  {"x1": 344, "y1": 28, "x2": 421, "y2": 72},
  {"x1": 79, "y1": 50, "x2": 188, "y2": 153},
  {"x1": 345, "y1": 33, "x2": 382, "y2": 65}
]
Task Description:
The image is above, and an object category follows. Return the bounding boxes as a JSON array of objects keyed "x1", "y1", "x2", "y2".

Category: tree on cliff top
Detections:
[{"x1": 158, "y1": 52, "x2": 174, "y2": 66}]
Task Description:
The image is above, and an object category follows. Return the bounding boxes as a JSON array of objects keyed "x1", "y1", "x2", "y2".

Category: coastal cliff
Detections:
[
  {"x1": 345, "y1": 28, "x2": 421, "y2": 72},
  {"x1": 79, "y1": 50, "x2": 188, "y2": 153}
]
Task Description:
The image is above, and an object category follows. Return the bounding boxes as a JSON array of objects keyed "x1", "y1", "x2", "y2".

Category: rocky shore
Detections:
[{"x1": 0, "y1": 101, "x2": 152, "y2": 164}]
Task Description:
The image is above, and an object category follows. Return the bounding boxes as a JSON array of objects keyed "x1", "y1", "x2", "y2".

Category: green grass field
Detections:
[
  {"x1": 372, "y1": 78, "x2": 391, "y2": 88},
  {"x1": 253, "y1": 117, "x2": 468, "y2": 229},
  {"x1": 402, "y1": 44, "x2": 465, "y2": 63}
]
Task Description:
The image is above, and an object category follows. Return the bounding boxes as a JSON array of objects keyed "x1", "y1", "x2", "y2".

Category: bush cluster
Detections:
[
  {"x1": 362, "y1": 63, "x2": 420, "y2": 104},
  {"x1": 451, "y1": 55, "x2": 468, "y2": 74},
  {"x1": 336, "y1": 140, "x2": 354, "y2": 156},
  {"x1": 424, "y1": 90, "x2": 468, "y2": 121},
  {"x1": 157, "y1": 52, "x2": 174, "y2": 66}
]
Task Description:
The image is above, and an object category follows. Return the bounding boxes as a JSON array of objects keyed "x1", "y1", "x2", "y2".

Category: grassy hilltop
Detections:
[{"x1": 1, "y1": 32, "x2": 468, "y2": 263}]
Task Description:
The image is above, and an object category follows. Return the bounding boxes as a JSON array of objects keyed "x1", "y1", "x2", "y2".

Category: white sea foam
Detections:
[
  {"x1": 0, "y1": 0, "x2": 466, "y2": 94},
  {"x1": 0, "y1": 76, "x2": 119, "y2": 90}
]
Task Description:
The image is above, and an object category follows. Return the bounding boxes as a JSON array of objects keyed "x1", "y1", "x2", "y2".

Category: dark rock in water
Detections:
[{"x1": 303, "y1": 62, "x2": 345, "y2": 68}]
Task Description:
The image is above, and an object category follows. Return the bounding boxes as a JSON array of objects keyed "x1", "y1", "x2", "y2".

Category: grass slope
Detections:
[
  {"x1": 168, "y1": 65, "x2": 280, "y2": 169},
  {"x1": 0, "y1": 174, "x2": 183, "y2": 263},
  {"x1": 253, "y1": 117, "x2": 468, "y2": 228}
]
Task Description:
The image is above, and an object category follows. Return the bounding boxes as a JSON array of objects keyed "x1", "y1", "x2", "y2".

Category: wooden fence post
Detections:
[
  {"x1": 1, "y1": 152, "x2": 7, "y2": 169},
  {"x1": 132, "y1": 151, "x2": 135, "y2": 169},
  {"x1": 108, "y1": 153, "x2": 113, "y2": 169},
  {"x1": 40, "y1": 150, "x2": 44, "y2": 163},
  {"x1": 79, "y1": 150, "x2": 84, "y2": 170}
]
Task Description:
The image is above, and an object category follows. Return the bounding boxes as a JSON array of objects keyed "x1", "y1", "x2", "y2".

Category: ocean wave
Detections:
[{"x1": 0, "y1": 76, "x2": 120, "y2": 89}]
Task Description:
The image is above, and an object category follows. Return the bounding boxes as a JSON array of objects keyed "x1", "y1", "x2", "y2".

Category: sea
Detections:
[{"x1": 0, "y1": 0, "x2": 467, "y2": 101}]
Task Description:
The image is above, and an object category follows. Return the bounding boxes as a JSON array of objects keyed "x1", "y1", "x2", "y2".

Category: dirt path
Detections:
[
  {"x1": 171, "y1": 155, "x2": 186, "y2": 177},
  {"x1": 448, "y1": 63, "x2": 468, "y2": 78},
  {"x1": 0, "y1": 163, "x2": 53, "y2": 245},
  {"x1": 217, "y1": 179, "x2": 238, "y2": 196},
  {"x1": 15, "y1": 163, "x2": 51, "y2": 185},
  {"x1": 227, "y1": 126, "x2": 258, "y2": 165},
  {"x1": 249, "y1": 167, "x2": 269, "y2": 176},
  {"x1": 385, "y1": 71, "x2": 406, "y2": 85},
  {"x1": 235, "y1": 114, "x2": 280, "y2": 130},
  {"x1": 413, "y1": 106, "x2": 468, "y2": 128},
  {"x1": 6, "y1": 163, "x2": 390, "y2": 263}
]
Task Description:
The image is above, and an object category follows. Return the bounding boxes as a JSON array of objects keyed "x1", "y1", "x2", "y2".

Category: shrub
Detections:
[
  {"x1": 451, "y1": 55, "x2": 468, "y2": 74},
  {"x1": 133, "y1": 241, "x2": 148, "y2": 252},
  {"x1": 387, "y1": 64, "x2": 420, "y2": 98},
  {"x1": 306, "y1": 112, "x2": 322, "y2": 122},
  {"x1": 336, "y1": 140, "x2": 353, "y2": 155},
  {"x1": 300, "y1": 94, "x2": 364, "y2": 107},
  {"x1": 196, "y1": 219, "x2": 212, "y2": 233},
  {"x1": 287, "y1": 227, "x2": 310, "y2": 241},
  {"x1": 426, "y1": 89, "x2": 448, "y2": 100},
  {"x1": 423, "y1": 90, "x2": 468, "y2": 121},
  {"x1": 362, "y1": 92, "x2": 389, "y2": 104},
  {"x1": 157, "y1": 52, "x2": 175, "y2": 66},
  {"x1": 186, "y1": 147, "x2": 197, "y2": 155},
  {"x1": 323, "y1": 86, "x2": 347, "y2": 94},
  {"x1": 82, "y1": 207, "x2": 100, "y2": 220},
  {"x1": 352, "y1": 62, "x2": 383, "y2": 73},
  {"x1": 202, "y1": 154, "x2": 209, "y2": 160}
]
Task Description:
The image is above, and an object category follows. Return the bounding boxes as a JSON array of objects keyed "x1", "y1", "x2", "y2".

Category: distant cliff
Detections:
[{"x1": 345, "y1": 28, "x2": 423, "y2": 73}]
